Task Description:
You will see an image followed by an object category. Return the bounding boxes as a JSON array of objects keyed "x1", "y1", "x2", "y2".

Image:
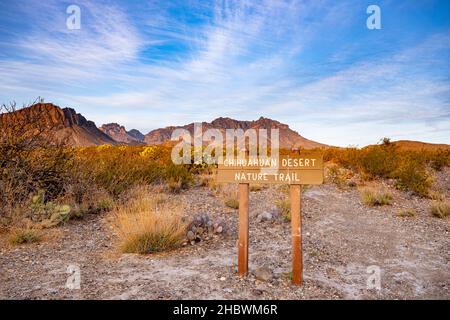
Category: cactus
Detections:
[
  {"x1": 28, "y1": 190, "x2": 71, "y2": 227},
  {"x1": 48, "y1": 204, "x2": 71, "y2": 225}
]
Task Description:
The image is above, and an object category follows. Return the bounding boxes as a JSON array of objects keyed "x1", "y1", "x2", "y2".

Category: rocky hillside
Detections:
[
  {"x1": 0, "y1": 103, "x2": 115, "y2": 146},
  {"x1": 99, "y1": 123, "x2": 144, "y2": 145},
  {"x1": 145, "y1": 117, "x2": 327, "y2": 149}
]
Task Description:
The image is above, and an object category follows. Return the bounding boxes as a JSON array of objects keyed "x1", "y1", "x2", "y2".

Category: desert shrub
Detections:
[
  {"x1": 397, "y1": 208, "x2": 417, "y2": 218},
  {"x1": 358, "y1": 140, "x2": 398, "y2": 179},
  {"x1": 78, "y1": 147, "x2": 148, "y2": 196},
  {"x1": 276, "y1": 198, "x2": 291, "y2": 221},
  {"x1": 111, "y1": 187, "x2": 187, "y2": 254},
  {"x1": 8, "y1": 228, "x2": 42, "y2": 245},
  {"x1": 224, "y1": 198, "x2": 239, "y2": 209},
  {"x1": 76, "y1": 146, "x2": 193, "y2": 197},
  {"x1": 430, "y1": 201, "x2": 450, "y2": 218},
  {"x1": 165, "y1": 163, "x2": 193, "y2": 192},
  {"x1": 360, "y1": 188, "x2": 392, "y2": 206},
  {"x1": 0, "y1": 101, "x2": 74, "y2": 226},
  {"x1": 326, "y1": 163, "x2": 347, "y2": 188},
  {"x1": 394, "y1": 156, "x2": 432, "y2": 197},
  {"x1": 427, "y1": 149, "x2": 450, "y2": 171},
  {"x1": 324, "y1": 147, "x2": 361, "y2": 170},
  {"x1": 323, "y1": 138, "x2": 448, "y2": 196}
]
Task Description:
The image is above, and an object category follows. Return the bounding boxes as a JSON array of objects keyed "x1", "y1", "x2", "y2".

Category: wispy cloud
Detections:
[{"x1": 0, "y1": 0, "x2": 449, "y2": 146}]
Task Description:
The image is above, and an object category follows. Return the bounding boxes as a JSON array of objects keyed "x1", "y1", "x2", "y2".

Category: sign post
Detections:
[
  {"x1": 238, "y1": 183, "x2": 249, "y2": 276},
  {"x1": 217, "y1": 151, "x2": 323, "y2": 286},
  {"x1": 290, "y1": 184, "x2": 302, "y2": 285}
]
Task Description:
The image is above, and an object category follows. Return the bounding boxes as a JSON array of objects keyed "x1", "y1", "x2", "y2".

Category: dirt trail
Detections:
[{"x1": 1, "y1": 183, "x2": 449, "y2": 299}]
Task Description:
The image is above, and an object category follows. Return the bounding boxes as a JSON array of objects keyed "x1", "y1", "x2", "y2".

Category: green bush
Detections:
[
  {"x1": 394, "y1": 156, "x2": 432, "y2": 197},
  {"x1": 359, "y1": 141, "x2": 398, "y2": 179}
]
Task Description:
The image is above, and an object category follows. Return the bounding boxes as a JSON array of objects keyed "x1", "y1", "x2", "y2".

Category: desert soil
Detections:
[{"x1": 1, "y1": 171, "x2": 449, "y2": 300}]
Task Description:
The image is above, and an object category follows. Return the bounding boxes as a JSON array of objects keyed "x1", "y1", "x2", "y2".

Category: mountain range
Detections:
[
  {"x1": 0, "y1": 103, "x2": 326, "y2": 149},
  {"x1": 1, "y1": 103, "x2": 448, "y2": 150}
]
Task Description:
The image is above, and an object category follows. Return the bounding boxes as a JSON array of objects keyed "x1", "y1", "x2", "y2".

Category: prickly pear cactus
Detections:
[
  {"x1": 28, "y1": 190, "x2": 71, "y2": 227},
  {"x1": 48, "y1": 204, "x2": 71, "y2": 226}
]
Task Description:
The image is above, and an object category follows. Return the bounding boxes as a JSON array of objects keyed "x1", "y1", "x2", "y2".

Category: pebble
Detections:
[{"x1": 254, "y1": 267, "x2": 273, "y2": 282}]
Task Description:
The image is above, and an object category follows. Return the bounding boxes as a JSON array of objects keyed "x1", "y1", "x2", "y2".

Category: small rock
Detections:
[
  {"x1": 187, "y1": 230, "x2": 195, "y2": 241},
  {"x1": 215, "y1": 226, "x2": 223, "y2": 233},
  {"x1": 47, "y1": 288, "x2": 58, "y2": 294},
  {"x1": 220, "y1": 276, "x2": 226, "y2": 281},
  {"x1": 252, "y1": 289, "x2": 264, "y2": 296},
  {"x1": 256, "y1": 211, "x2": 273, "y2": 223},
  {"x1": 254, "y1": 266, "x2": 273, "y2": 282}
]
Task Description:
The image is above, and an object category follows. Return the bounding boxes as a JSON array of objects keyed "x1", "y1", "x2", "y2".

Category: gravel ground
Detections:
[{"x1": 0, "y1": 174, "x2": 449, "y2": 300}]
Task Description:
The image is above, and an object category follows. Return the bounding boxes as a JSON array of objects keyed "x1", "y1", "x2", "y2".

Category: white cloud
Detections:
[{"x1": 0, "y1": 0, "x2": 449, "y2": 146}]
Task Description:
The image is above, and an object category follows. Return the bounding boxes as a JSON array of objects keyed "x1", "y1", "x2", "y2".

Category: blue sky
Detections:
[{"x1": 0, "y1": 0, "x2": 449, "y2": 146}]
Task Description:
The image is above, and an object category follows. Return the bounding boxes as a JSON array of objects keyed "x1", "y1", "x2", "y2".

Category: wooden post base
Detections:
[{"x1": 290, "y1": 184, "x2": 302, "y2": 286}]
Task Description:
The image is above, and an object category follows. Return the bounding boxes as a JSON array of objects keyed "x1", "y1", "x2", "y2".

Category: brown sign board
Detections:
[{"x1": 217, "y1": 151, "x2": 323, "y2": 185}]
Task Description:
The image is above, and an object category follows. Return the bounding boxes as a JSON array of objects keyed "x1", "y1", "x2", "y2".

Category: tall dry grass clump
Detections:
[
  {"x1": 111, "y1": 187, "x2": 187, "y2": 254},
  {"x1": 430, "y1": 201, "x2": 450, "y2": 219},
  {"x1": 360, "y1": 187, "x2": 392, "y2": 206}
]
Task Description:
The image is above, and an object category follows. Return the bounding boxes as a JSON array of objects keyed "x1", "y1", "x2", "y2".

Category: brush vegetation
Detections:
[
  {"x1": 324, "y1": 138, "x2": 448, "y2": 196},
  {"x1": 276, "y1": 198, "x2": 291, "y2": 222},
  {"x1": 111, "y1": 187, "x2": 187, "y2": 254},
  {"x1": 0, "y1": 101, "x2": 194, "y2": 228},
  {"x1": 430, "y1": 201, "x2": 450, "y2": 219},
  {"x1": 360, "y1": 188, "x2": 393, "y2": 206},
  {"x1": 8, "y1": 228, "x2": 42, "y2": 245}
]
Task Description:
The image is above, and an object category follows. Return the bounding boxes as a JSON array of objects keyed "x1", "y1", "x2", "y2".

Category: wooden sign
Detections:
[
  {"x1": 217, "y1": 151, "x2": 323, "y2": 185},
  {"x1": 216, "y1": 151, "x2": 324, "y2": 286}
]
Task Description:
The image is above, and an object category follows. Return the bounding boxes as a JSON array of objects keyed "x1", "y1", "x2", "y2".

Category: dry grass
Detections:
[
  {"x1": 111, "y1": 186, "x2": 187, "y2": 254},
  {"x1": 8, "y1": 228, "x2": 42, "y2": 245},
  {"x1": 249, "y1": 184, "x2": 263, "y2": 192},
  {"x1": 198, "y1": 172, "x2": 218, "y2": 190},
  {"x1": 360, "y1": 187, "x2": 393, "y2": 206},
  {"x1": 397, "y1": 208, "x2": 417, "y2": 218},
  {"x1": 276, "y1": 198, "x2": 291, "y2": 222},
  {"x1": 224, "y1": 198, "x2": 239, "y2": 209},
  {"x1": 219, "y1": 185, "x2": 239, "y2": 209},
  {"x1": 429, "y1": 190, "x2": 445, "y2": 201},
  {"x1": 430, "y1": 201, "x2": 450, "y2": 219}
]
